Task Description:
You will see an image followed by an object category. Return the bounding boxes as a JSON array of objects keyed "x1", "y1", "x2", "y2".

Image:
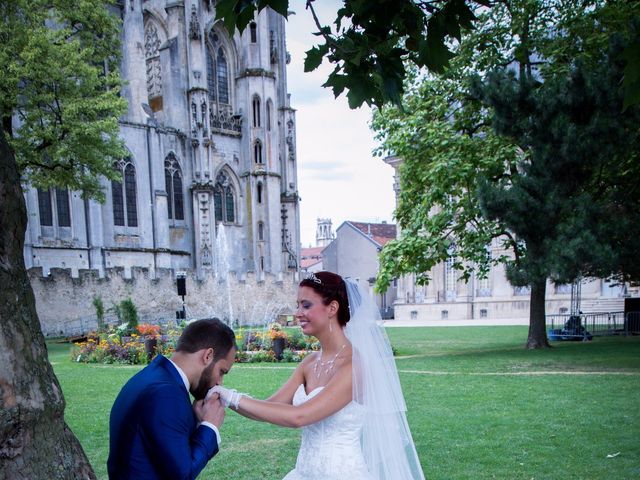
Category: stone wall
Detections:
[{"x1": 28, "y1": 267, "x2": 298, "y2": 337}]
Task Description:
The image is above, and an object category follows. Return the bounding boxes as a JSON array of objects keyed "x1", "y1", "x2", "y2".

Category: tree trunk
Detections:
[
  {"x1": 526, "y1": 276, "x2": 551, "y2": 349},
  {"x1": 0, "y1": 129, "x2": 96, "y2": 479}
]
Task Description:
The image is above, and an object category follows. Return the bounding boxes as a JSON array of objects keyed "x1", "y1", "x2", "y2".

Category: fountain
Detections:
[{"x1": 214, "y1": 223, "x2": 234, "y2": 325}]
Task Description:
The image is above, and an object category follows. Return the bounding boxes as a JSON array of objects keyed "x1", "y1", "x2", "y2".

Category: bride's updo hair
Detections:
[{"x1": 299, "y1": 271, "x2": 350, "y2": 326}]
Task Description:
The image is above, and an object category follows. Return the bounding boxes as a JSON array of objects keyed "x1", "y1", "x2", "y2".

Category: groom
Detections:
[{"x1": 108, "y1": 318, "x2": 237, "y2": 479}]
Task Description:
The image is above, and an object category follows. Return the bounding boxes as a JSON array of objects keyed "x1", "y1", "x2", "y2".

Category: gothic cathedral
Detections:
[{"x1": 22, "y1": 0, "x2": 300, "y2": 283}]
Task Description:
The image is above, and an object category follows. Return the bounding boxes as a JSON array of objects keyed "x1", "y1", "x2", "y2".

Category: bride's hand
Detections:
[{"x1": 206, "y1": 385, "x2": 243, "y2": 409}]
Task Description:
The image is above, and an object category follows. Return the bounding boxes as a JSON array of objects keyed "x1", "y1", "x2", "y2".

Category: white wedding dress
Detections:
[{"x1": 282, "y1": 384, "x2": 374, "y2": 480}]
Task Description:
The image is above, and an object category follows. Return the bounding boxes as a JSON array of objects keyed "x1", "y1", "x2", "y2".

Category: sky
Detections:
[{"x1": 283, "y1": 2, "x2": 397, "y2": 248}]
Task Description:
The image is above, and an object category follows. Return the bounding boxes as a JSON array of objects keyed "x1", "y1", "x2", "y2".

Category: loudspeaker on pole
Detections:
[{"x1": 176, "y1": 271, "x2": 187, "y2": 296}]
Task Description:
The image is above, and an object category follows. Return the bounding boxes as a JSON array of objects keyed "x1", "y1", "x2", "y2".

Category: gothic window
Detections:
[
  {"x1": 207, "y1": 32, "x2": 230, "y2": 106},
  {"x1": 254, "y1": 140, "x2": 263, "y2": 164},
  {"x1": 144, "y1": 21, "x2": 163, "y2": 112},
  {"x1": 37, "y1": 188, "x2": 71, "y2": 229},
  {"x1": 252, "y1": 95, "x2": 261, "y2": 127},
  {"x1": 266, "y1": 100, "x2": 272, "y2": 131},
  {"x1": 56, "y1": 188, "x2": 71, "y2": 227},
  {"x1": 165, "y1": 155, "x2": 184, "y2": 221},
  {"x1": 250, "y1": 22, "x2": 257, "y2": 43},
  {"x1": 214, "y1": 171, "x2": 236, "y2": 223},
  {"x1": 213, "y1": 188, "x2": 223, "y2": 222},
  {"x1": 257, "y1": 182, "x2": 263, "y2": 203},
  {"x1": 112, "y1": 159, "x2": 138, "y2": 227},
  {"x1": 260, "y1": 256, "x2": 264, "y2": 271},
  {"x1": 225, "y1": 186, "x2": 235, "y2": 222},
  {"x1": 258, "y1": 221, "x2": 264, "y2": 241},
  {"x1": 38, "y1": 189, "x2": 53, "y2": 227}
]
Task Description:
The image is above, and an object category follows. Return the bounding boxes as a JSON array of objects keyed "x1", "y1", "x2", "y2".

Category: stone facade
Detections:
[
  {"x1": 21, "y1": 0, "x2": 300, "y2": 335},
  {"x1": 31, "y1": 267, "x2": 297, "y2": 337}
]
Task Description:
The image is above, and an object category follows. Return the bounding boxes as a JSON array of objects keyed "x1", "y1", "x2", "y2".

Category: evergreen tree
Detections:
[
  {"x1": 473, "y1": 33, "x2": 640, "y2": 301},
  {"x1": 373, "y1": 0, "x2": 640, "y2": 348}
]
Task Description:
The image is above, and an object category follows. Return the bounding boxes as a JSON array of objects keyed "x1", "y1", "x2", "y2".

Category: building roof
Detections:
[
  {"x1": 343, "y1": 221, "x2": 397, "y2": 247},
  {"x1": 300, "y1": 246, "x2": 325, "y2": 269}
]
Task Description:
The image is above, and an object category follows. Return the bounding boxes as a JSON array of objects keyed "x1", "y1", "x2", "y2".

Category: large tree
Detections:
[
  {"x1": 218, "y1": 0, "x2": 640, "y2": 109},
  {"x1": 217, "y1": 0, "x2": 491, "y2": 107},
  {"x1": 0, "y1": 0, "x2": 126, "y2": 477},
  {"x1": 373, "y1": 0, "x2": 640, "y2": 348}
]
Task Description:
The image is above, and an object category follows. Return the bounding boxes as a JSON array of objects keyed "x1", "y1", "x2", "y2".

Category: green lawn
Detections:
[{"x1": 48, "y1": 326, "x2": 640, "y2": 479}]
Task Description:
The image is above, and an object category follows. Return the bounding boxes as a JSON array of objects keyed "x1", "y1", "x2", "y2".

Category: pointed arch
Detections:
[
  {"x1": 143, "y1": 15, "x2": 167, "y2": 112},
  {"x1": 266, "y1": 98, "x2": 273, "y2": 131},
  {"x1": 257, "y1": 181, "x2": 263, "y2": 203},
  {"x1": 164, "y1": 153, "x2": 184, "y2": 221},
  {"x1": 206, "y1": 24, "x2": 237, "y2": 110},
  {"x1": 252, "y1": 95, "x2": 261, "y2": 127},
  {"x1": 253, "y1": 139, "x2": 263, "y2": 164},
  {"x1": 212, "y1": 165, "x2": 241, "y2": 224},
  {"x1": 112, "y1": 157, "x2": 138, "y2": 228},
  {"x1": 258, "y1": 221, "x2": 265, "y2": 241}
]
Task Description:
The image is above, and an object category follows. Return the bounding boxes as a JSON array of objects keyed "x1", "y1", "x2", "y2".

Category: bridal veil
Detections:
[{"x1": 344, "y1": 279, "x2": 425, "y2": 479}]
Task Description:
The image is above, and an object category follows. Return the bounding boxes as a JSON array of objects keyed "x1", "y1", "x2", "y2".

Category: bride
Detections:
[{"x1": 210, "y1": 271, "x2": 425, "y2": 479}]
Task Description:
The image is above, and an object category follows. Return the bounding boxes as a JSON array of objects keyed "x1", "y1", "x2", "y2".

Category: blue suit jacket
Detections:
[{"x1": 108, "y1": 355, "x2": 219, "y2": 479}]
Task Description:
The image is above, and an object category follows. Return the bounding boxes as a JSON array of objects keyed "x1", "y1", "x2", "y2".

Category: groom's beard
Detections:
[{"x1": 191, "y1": 362, "x2": 215, "y2": 400}]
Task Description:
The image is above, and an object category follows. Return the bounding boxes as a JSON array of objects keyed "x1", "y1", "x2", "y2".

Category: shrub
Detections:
[
  {"x1": 288, "y1": 329, "x2": 307, "y2": 349},
  {"x1": 249, "y1": 350, "x2": 276, "y2": 363},
  {"x1": 93, "y1": 296, "x2": 105, "y2": 332},
  {"x1": 120, "y1": 298, "x2": 138, "y2": 333}
]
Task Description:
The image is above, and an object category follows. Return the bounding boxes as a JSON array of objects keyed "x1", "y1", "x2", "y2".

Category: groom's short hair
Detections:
[{"x1": 176, "y1": 318, "x2": 236, "y2": 361}]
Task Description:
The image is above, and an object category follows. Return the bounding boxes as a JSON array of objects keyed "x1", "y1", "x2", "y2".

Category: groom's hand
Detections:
[{"x1": 194, "y1": 393, "x2": 226, "y2": 428}]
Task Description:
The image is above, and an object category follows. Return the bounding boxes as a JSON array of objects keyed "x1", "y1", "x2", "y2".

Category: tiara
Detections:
[{"x1": 305, "y1": 272, "x2": 322, "y2": 284}]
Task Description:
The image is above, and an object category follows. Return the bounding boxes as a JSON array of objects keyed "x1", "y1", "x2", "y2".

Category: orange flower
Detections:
[
  {"x1": 267, "y1": 323, "x2": 288, "y2": 340},
  {"x1": 136, "y1": 323, "x2": 161, "y2": 339}
]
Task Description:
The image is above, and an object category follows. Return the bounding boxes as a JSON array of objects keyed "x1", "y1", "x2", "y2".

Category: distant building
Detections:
[
  {"x1": 299, "y1": 218, "x2": 335, "y2": 273},
  {"x1": 315, "y1": 218, "x2": 335, "y2": 247},
  {"x1": 384, "y1": 155, "x2": 638, "y2": 322},
  {"x1": 300, "y1": 246, "x2": 324, "y2": 273},
  {"x1": 322, "y1": 221, "x2": 397, "y2": 317}
]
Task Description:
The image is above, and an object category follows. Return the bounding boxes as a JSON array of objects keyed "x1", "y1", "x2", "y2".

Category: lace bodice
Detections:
[{"x1": 282, "y1": 385, "x2": 373, "y2": 480}]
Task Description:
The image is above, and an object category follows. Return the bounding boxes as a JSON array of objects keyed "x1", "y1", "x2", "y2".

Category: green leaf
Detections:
[
  {"x1": 304, "y1": 44, "x2": 328, "y2": 72},
  {"x1": 257, "y1": 0, "x2": 289, "y2": 17}
]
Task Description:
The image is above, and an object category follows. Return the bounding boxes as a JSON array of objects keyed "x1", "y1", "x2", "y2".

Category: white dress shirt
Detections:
[{"x1": 168, "y1": 358, "x2": 221, "y2": 445}]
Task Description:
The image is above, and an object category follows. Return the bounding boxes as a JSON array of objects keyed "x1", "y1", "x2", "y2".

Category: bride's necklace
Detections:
[{"x1": 313, "y1": 344, "x2": 346, "y2": 378}]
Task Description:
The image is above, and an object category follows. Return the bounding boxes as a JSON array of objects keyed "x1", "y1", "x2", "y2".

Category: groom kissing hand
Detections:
[{"x1": 108, "y1": 318, "x2": 237, "y2": 480}]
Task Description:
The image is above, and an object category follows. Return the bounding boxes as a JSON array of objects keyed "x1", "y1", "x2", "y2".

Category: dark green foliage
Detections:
[
  {"x1": 216, "y1": 0, "x2": 489, "y2": 108},
  {"x1": 1, "y1": 0, "x2": 128, "y2": 201},
  {"x1": 472, "y1": 33, "x2": 640, "y2": 287},
  {"x1": 92, "y1": 296, "x2": 105, "y2": 332},
  {"x1": 119, "y1": 298, "x2": 138, "y2": 333}
]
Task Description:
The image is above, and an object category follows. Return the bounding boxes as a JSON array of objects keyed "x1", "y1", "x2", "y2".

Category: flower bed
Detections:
[
  {"x1": 71, "y1": 324, "x2": 178, "y2": 365},
  {"x1": 70, "y1": 322, "x2": 318, "y2": 365},
  {"x1": 233, "y1": 324, "x2": 319, "y2": 363}
]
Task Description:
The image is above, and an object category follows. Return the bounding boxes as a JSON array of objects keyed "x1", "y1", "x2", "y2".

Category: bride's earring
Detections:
[{"x1": 329, "y1": 317, "x2": 333, "y2": 333}]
